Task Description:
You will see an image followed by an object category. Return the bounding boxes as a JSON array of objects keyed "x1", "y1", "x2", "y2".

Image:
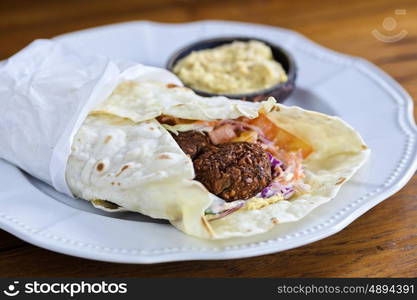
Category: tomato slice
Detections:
[{"x1": 247, "y1": 114, "x2": 313, "y2": 158}]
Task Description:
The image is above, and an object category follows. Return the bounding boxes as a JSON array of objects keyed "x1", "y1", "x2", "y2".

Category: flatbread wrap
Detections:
[{"x1": 66, "y1": 80, "x2": 370, "y2": 239}]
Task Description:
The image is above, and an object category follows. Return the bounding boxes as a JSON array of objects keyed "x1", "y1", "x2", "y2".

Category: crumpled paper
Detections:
[{"x1": 0, "y1": 39, "x2": 182, "y2": 196}]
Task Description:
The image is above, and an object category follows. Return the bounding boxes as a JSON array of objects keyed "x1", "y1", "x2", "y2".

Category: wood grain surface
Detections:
[{"x1": 1, "y1": 0, "x2": 417, "y2": 277}]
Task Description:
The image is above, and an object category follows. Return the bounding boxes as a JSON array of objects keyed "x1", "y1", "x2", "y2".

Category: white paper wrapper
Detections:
[{"x1": 0, "y1": 39, "x2": 182, "y2": 196}]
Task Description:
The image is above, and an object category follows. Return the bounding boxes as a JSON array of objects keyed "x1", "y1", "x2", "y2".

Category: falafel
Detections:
[
  {"x1": 171, "y1": 130, "x2": 212, "y2": 159},
  {"x1": 193, "y1": 142, "x2": 272, "y2": 201}
]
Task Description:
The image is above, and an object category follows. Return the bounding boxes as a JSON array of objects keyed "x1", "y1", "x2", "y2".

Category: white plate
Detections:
[{"x1": 1, "y1": 21, "x2": 416, "y2": 263}]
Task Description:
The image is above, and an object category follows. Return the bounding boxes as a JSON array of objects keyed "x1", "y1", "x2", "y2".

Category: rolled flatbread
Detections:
[
  {"x1": 0, "y1": 40, "x2": 369, "y2": 239},
  {"x1": 66, "y1": 80, "x2": 370, "y2": 239}
]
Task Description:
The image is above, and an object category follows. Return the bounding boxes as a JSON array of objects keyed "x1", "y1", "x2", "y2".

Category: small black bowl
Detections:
[{"x1": 166, "y1": 37, "x2": 297, "y2": 102}]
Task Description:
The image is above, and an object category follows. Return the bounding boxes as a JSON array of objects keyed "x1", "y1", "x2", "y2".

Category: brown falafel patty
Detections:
[
  {"x1": 193, "y1": 142, "x2": 272, "y2": 201},
  {"x1": 171, "y1": 130, "x2": 212, "y2": 159}
]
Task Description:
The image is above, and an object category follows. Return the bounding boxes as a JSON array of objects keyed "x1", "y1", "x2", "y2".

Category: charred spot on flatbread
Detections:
[{"x1": 96, "y1": 162, "x2": 105, "y2": 172}]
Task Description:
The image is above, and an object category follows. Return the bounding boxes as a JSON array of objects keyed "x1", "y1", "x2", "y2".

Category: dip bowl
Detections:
[{"x1": 166, "y1": 37, "x2": 297, "y2": 102}]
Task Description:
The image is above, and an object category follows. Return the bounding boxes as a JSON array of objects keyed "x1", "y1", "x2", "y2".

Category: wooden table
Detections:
[{"x1": 1, "y1": 0, "x2": 417, "y2": 277}]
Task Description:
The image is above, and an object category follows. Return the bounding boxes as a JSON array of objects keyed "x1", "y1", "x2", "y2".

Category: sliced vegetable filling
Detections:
[{"x1": 158, "y1": 113, "x2": 312, "y2": 220}]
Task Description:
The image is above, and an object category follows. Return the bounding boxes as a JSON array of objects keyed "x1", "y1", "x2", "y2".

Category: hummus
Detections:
[{"x1": 173, "y1": 40, "x2": 288, "y2": 94}]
